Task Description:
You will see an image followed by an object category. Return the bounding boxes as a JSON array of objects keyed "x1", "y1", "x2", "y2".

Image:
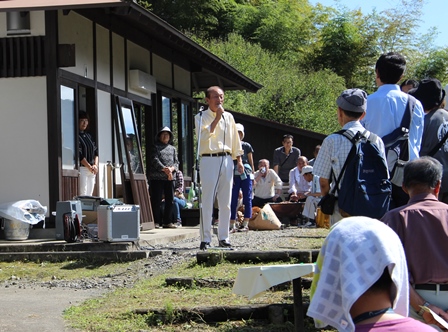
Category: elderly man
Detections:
[
  {"x1": 195, "y1": 86, "x2": 243, "y2": 250},
  {"x1": 382, "y1": 156, "x2": 448, "y2": 330},
  {"x1": 288, "y1": 156, "x2": 311, "y2": 202},
  {"x1": 252, "y1": 159, "x2": 283, "y2": 208},
  {"x1": 300, "y1": 165, "x2": 321, "y2": 227},
  {"x1": 313, "y1": 88, "x2": 387, "y2": 225}
]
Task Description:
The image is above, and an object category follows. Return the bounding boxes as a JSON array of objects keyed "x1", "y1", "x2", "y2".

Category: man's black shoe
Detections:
[
  {"x1": 218, "y1": 240, "x2": 232, "y2": 248},
  {"x1": 199, "y1": 242, "x2": 210, "y2": 250}
]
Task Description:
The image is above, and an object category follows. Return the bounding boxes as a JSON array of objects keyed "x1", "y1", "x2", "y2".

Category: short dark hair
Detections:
[
  {"x1": 403, "y1": 156, "x2": 442, "y2": 189},
  {"x1": 283, "y1": 134, "x2": 293, "y2": 141},
  {"x1": 341, "y1": 109, "x2": 363, "y2": 119},
  {"x1": 375, "y1": 52, "x2": 406, "y2": 84},
  {"x1": 79, "y1": 111, "x2": 89, "y2": 120}
]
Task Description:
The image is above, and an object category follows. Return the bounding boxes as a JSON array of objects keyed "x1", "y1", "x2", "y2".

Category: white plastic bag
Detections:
[{"x1": 0, "y1": 199, "x2": 47, "y2": 225}]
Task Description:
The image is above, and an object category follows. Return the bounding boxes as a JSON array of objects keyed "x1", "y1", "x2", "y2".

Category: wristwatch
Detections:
[{"x1": 418, "y1": 301, "x2": 430, "y2": 316}]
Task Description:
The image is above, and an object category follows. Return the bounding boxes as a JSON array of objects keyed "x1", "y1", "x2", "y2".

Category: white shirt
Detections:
[
  {"x1": 253, "y1": 169, "x2": 283, "y2": 199},
  {"x1": 288, "y1": 167, "x2": 311, "y2": 194}
]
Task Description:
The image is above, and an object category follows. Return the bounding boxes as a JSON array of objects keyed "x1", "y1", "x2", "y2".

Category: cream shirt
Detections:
[{"x1": 195, "y1": 108, "x2": 243, "y2": 159}]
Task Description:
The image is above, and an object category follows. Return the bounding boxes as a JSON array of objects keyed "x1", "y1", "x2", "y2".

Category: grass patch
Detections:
[
  {"x1": 0, "y1": 260, "x2": 137, "y2": 282},
  {"x1": 64, "y1": 259, "x2": 323, "y2": 331}
]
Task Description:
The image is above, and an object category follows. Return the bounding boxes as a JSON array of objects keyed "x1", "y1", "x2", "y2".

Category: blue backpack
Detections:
[{"x1": 336, "y1": 130, "x2": 392, "y2": 219}]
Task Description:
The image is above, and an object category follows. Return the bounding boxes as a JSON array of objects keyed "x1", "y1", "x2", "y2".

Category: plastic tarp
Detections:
[{"x1": 0, "y1": 200, "x2": 47, "y2": 226}]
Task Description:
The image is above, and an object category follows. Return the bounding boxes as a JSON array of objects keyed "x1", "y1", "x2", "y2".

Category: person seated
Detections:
[
  {"x1": 307, "y1": 217, "x2": 436, "y2": 332},
  {"x1": 288, "y1": 156, "x2": 311, "y2": 202},
  {"x1": 300, "y1": 166, "x2": 321, "y2": 227},
  {"x1": 252, "y1": 159, "x2": 283, "y2": 208},
  {"x1": 308, "y1": 145, "x2": 321, "y2": 166},
  {"x1": 172, "y1": 170, "x2": 186, "y2": 227},
  {"x1": 272, "y1": 134, "x2": 301, "y2": 183}
]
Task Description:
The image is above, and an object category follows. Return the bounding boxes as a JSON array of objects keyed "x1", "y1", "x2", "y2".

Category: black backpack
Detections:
[
  {"x1": 336, "y1": 130, "x2": 392, "y2": 219},
  {"x1": 381, "y1": 95, "x2": 417, "y2": 186}
]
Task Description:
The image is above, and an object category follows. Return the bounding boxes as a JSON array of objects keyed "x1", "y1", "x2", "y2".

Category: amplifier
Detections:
[{"x1": 97, "y1": 205, "x2": 140, "y2": 242}]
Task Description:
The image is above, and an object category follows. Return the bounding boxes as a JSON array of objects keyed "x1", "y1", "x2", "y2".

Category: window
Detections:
[{"x1": 60, "y1": 85, "x2": 76, "y2": 170}]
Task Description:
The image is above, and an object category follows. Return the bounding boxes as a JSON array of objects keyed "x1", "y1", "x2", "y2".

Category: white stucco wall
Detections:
[
  {"x1": 97, "y1": 90, "x2": 113, "y2": 198},
  {"x1": 58, "y1": 11, "x2": 94, "y2": 80},
  {"x1": 153, "y1": 54, "x2": 172, "y2": 88},
  {"x1": 0, "y1": 77, "x2": 49, "y2": 210},
  {"x1": 96, "y1": 24, "x2": 110, "y2": 85},
  {"x1": 174, "y1": 65, "x2": 191, "y2": 96},
  {"x1": 112, "y1": 33, "x2": 126, "y2": 90}
]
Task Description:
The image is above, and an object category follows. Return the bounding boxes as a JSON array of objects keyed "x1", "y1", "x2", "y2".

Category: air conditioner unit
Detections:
[{"x1": 129, "y1": 69, "x2": 156, "y2": 94}]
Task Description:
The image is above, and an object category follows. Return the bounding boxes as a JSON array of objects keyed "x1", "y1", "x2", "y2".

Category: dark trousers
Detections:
[
  {"x1": 231, "y1": 175, "x2": 253, "y2": 220},
  {"x1": 150, "y1": 180, "x2": 174, "y2": 226},
  {"x1": 252, "y1": 195, "x2": 282, "y2": 208}
]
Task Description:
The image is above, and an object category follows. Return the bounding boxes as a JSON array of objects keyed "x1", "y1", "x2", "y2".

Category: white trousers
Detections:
[
  {"x1": 199, "y1": 155, "x2": 233, "y2": 243},
  {"x1": 302, "y1": 196, "x2": 321, "y2": 220},
  {"x1": 79, "y1": 167, "x2": 96, "y2": 196}
]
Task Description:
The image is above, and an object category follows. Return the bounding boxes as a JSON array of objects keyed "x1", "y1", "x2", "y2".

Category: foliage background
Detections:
[{"x1": 140, "y1": 0, "x2": 448, "y2": 135}]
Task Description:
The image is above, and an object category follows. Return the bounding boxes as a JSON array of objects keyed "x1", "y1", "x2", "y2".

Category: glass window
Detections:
[
  {"x1": 61, "y1": 85, "x2": 76, "y2": 170},
  {"x1": 162, "y1": 96, "x2": 171, "y2": 128},
  {"x1": 181, "y1": 102, "x2": 190, "y2": 176}
]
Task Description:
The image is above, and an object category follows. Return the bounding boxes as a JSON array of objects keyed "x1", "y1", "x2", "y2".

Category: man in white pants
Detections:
[
  {"x1": 195, "y1": 86, "x2": 243, "y2": 250},
  {"x1": 300, "y1": 165, "x2": 321, "y2": 227}
]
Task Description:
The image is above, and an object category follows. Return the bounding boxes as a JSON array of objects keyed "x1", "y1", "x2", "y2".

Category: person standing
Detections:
[
  {"x1": 362, "y1": 52, "x2": 424, "y2": 208},
  {"x1": 272, "y1": 134, "x2": 301, "y2": 183},
  {"x1": 409, "y1": 78, "x2": 448, "y2": 203},
  {"x1": 313, "y1": 88, "x2": 387, "y2": 225},
  {"x1": 78, "y1": 111, "x2": 98, "y2": 196},
  {"x1": 149, "y1": 127, "x2": 178, "y2": 229},
  {"x1": 195, "y1": 86, "x2": 243, "y2": 250},
  {"x1": 230, "y1": 123, "x2": 254, "y2": 233}
]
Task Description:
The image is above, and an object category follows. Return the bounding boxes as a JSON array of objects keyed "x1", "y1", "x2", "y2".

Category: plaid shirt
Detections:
[{"x1": 313, "y1": 121, "x2": 386, "y2": 196}]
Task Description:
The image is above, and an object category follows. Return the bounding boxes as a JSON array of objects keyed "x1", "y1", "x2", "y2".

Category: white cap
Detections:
[{"x1": 301, "y1": 165, "x2": 313, "y2": 175}]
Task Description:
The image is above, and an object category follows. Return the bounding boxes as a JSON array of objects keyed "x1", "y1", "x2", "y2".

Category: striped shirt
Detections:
[{"x1": 79, "y1": 131, "x2": 98, "y2": 165}]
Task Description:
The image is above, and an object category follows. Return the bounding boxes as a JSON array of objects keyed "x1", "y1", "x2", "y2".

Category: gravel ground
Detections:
[{"x1": 0, "y1": 227, "x2": 323, "y2": 332}]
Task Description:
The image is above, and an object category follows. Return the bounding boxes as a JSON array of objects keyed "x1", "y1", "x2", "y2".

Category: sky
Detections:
[{"x1": 309, "y1": 0, "x2": 447, "y2": 48}]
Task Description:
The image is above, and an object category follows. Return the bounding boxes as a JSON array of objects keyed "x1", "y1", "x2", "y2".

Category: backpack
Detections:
[
  {"x1": 336, "y1": 130, "x2": 392, "y2": 219},
  {"x1": 381, "y1": 95, "x2": 417, "y2": 186}
]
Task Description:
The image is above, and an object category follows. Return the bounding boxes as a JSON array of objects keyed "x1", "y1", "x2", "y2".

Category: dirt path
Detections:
[{"x1": 0, "y1": 287, "x2": 104, "y2": 332}]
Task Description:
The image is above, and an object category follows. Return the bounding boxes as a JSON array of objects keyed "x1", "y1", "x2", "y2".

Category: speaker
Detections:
[{"x1": 97, "y1": 205, "x2": 140, "y2": 242}]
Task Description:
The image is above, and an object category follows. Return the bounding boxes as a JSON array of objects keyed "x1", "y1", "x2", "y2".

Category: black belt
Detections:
[
  {"x1": 415, "y1": 284, "x2": 448, "y2": 291},
  {"x1": 201, "y1": 152, "x2": 230, "y2": 157}
]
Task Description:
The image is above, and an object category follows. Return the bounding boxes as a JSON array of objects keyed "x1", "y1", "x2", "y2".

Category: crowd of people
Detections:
[
  {"x1": 78, "y1": 51, "x2": 448, "y2": 330},
  {"x1": 190, "y1": 52, "x2": 448, "y2": 331}
]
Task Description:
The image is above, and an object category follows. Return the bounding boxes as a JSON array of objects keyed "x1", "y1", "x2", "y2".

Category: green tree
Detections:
[
  {"x1": 200, "y1": 33, "x2": 345, "y2": 134},
  {"x1": 310, "y1": 14, "x2": 376, "y2": 88},
  {"x1": 411, "y1": 49, "x2": 448, "y2": 84}
]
